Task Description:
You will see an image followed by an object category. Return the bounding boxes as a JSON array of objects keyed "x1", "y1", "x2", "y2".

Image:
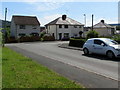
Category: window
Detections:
[
  {"x1": 64, "y1": 25, "x2": 68, "y2": 28},
  {"x1": 30, "y1": 33, "x2": 39, "y2": 36},
  {"x1": 19, "y1": 33, "x2": 26, "y2": 37},
  {"x1": 74, "y1": 26, "x2": 77, "y2": 28},
  {"x1": 32, "y1": 26, "x2": 37, "y2": 29},
  {"x1": 79, "y1": 26, "x2": 81, "y2": 28},
  {"x1": 94, "y1": 40, "x2": 104, "y2": 45},
  {"x1": 19, "y1": 25, "x2": 25, "y2": 29},
  {"x1": 74, "y1": 34, "x2": 78, "y2": 37},
  {"x1": 64, "y1": 33, "x2": 69, "y2": 38},
  {"x1": 59, "y1": 25, "x2": 62, "y2": 28}
]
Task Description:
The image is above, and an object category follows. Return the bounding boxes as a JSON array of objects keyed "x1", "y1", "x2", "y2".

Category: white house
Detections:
[
  {"x1": 45, "y1": 15, "x2": 84, "y2": 40},
  {"x1": 93, "y1": 20, "x2": 116, "y2": 37},
  {"x1": 10, "y1": 15, "x2": 40, "y2": 38}
]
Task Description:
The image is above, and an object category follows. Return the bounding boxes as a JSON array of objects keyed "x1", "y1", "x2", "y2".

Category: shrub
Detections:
[
  {"x1": 6, "y1": 37, "x2": 17, "y2": 43},
  {"x1": 69, "y1": 38, "x2": 86, "y2": 48},
  {"x1": 87, "y1": 30, "x2": 99, "y2": 39},
  {"x1": 112, "y1": 34, "x2": 120, "y2": 44},
  {"x1": 42, "y1": 36, "x2": 55, "y2": 41},
  {"x1": 19, "y1": 36, "x2": 40, "y2": 42},
  {"x1": 40, "y1": 32, "x2": 46, "y2": 38}
]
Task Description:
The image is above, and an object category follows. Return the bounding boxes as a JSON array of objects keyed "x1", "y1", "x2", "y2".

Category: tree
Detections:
[{"x1": 87, "y1": 30, "x2": 99, "y2": 39}]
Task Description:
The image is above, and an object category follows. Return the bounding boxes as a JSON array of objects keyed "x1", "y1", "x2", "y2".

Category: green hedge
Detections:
[
  {"x1": 6, "y1": 37, "x2": 18, "y2": 43},
  {"x1": 42, "y1": 36, "x2": 55, "y2": 41},
  {"x1": 19, "y1": 36, "x2": 40, "y2": 42},
  {"x1": 69, "y1": 38, "x2": 86, "y2": 48},
  {"x1": 6, "y1": 36, "x2": 40, "y2": 43},
  {"x1": 112, "y1": 35, "x2": 120, "y2": 44}
]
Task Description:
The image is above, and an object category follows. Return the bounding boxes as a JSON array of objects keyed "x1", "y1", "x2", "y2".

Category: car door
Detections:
[{"x1": 92, "y1": 40, "x2": 106, "y2": 54}]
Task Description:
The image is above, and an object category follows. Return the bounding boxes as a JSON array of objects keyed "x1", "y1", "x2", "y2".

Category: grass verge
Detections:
[{"x1": 2, "y1": 47, "x2": 84, "y2": 88}]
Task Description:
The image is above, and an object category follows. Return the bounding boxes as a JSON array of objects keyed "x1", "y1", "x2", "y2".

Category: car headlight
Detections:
[
  {"x1": 115, "y1": 49, "x2": 120, "y2": 51},
  {"x1": 112, "y1": 47, "x2": 120, "y2": 51}
]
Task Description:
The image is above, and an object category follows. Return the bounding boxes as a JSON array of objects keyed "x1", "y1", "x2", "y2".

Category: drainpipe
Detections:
[
  {"x1": 16, "y1": 24, "x2": 17, "y2": 39},
  {"x1": 56, "y1": 25, "x2": 57, "y2": 40}
]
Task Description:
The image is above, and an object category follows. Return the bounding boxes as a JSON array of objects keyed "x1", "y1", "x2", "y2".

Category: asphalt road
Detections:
[{"x1": 6, "y1": 41, "x2": 119, "y2": 88}]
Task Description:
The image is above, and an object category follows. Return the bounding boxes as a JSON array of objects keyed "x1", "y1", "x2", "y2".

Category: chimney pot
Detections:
[
  {"x1": 101, "y1": 20, "x2": 104, "y2": 23},
  {"x1": 62, "y1": 15, "x2": 67, "y2": 20}
]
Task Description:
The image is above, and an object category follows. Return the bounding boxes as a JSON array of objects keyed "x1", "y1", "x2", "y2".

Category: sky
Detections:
[{"x1": 1, "y1": 0, "x2": 119, "y2": 26}]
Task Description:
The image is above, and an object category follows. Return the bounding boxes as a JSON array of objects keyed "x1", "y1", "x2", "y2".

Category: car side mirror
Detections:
[{"x1": 101, "y1": 43, "x2": 107, "y2": 46}]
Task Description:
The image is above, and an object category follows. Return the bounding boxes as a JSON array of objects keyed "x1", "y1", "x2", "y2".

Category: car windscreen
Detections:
[{"x1": 104, "y1": 39, "x2": 118, "y2": 45}]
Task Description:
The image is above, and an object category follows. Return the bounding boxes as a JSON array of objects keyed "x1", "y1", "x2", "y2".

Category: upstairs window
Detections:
[
  {"x1": 19, "y1": 25, "x2": 25, "y2": 29},
  {"x1": 74, "y1": 26, "x2": 77, "y2": 28},
  {"x1": 59, "y1": 25, "x2": 62, "y2": 28},
  {"x1": 79, "y1": 26, "x2": 82, "y2": 28},
  {"x1": 64, "y1": 25, "x2": 68, "y2": 28}
]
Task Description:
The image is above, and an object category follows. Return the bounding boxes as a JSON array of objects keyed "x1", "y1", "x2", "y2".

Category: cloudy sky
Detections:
[{"x1": 1, "y1": 0, "x2": 119, "y2": 26}]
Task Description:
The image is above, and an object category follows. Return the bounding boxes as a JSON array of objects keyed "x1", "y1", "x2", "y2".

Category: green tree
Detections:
[{"x1": 87, "y1": 30, "x2": 99, "y2": 39}]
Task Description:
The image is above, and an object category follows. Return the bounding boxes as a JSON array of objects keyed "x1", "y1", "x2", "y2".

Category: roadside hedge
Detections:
[
  {"x1": 6, "y1": 37, "x2": 18, "y2": 43},
  {"x1": 42, "y1": 36, "x2": 55, "y2": 41},
  {"x1": 19, "y1": 36, "x2": 40, "y2": 42},
  {"x1": 6, "y1": 36, "x2": 40, "y2": 43},
  {"x1": 112, "y1": 35, "x2": 120, "y2": 44},
  {"x1": 69, "y1": 38, "x2": 86, "y2": 48}
]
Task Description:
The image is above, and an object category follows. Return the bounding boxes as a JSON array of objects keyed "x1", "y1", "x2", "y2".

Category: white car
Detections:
[{"x1": 83, "y1": 38, "x2": 120, "y2": 59}]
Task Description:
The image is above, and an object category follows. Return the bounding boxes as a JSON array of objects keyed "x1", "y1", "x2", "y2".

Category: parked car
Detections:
[{"x1": 83, "y1": 38, "x2": 120, "y2": 59}]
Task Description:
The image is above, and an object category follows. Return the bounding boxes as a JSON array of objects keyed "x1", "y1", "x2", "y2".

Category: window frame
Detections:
[
  {"x1": 32, "y1": 25, "x2": 37, "y2": 29},
  {"x1": 64, "y1": 25, "x2": 68, "y2": 28},
  {"x1": 59, "y1": 25, "x2": 62, "y2": 28},
  {"x1": 94, "y1": 40, "x2": 105, "y2": 46},
  {"x1": 19, "y1": 25, "x2": 26, "y2": 29}
]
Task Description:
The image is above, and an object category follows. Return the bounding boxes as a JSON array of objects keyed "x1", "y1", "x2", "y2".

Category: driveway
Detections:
[{"x1": 6, "y1": 41, "x2": 119, "y2": 88}]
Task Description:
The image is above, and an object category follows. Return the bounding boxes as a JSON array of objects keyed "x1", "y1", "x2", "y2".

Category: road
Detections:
[{"x1": 6, "y1": 41, "x2": 119, "y2": 88}]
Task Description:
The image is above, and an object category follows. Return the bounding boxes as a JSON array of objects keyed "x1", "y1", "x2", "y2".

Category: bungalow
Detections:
[
  {"x1": 10, "y1": 15, "x2": 40, "y2": 38},
  {"x1": 45, "y1": 15, "x2": 84, "y2": 40},
  {"x1": 93, "y1": 20, "x2": 116, "y2": 37}
]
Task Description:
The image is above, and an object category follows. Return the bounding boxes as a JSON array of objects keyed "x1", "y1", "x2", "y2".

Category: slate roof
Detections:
[
  {"x1": 12, "y1": 15, "x2": 40, "y2": 25},
  {"x1": 93, "y1": 20, "x2": 113, "y2": 28},
  {"x1": 46, "y1": 17, "x2": 84, "y2": 26}
]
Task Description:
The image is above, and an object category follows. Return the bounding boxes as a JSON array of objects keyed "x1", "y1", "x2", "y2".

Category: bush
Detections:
[
  {"x1": 112, "y1": 34, "x2": 120, "y2": 44},
  {"x1": 6, "y1": 37, "x2": 17, "y2": 43},
  {"x1": 19, "y1": 36, "x2": 40, "y2": 42},
  {"x1": 42, "y1": 36, "x2": 55, "y2": 41},
  {"x1": 87, "y1": 30, "x2": 99, "y2": 39},
  {"x1": 69, "y1": 38, "x2": 86, "y2": 48}
]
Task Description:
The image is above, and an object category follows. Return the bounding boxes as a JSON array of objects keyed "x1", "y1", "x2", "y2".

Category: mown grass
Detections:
[{"x1": 2, "y1": 47, "x2": 84, "y2": 88}]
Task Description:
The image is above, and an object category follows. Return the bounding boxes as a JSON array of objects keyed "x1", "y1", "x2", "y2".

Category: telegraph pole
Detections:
[
  {"x1": 2, "y1": 8, "x2": 7, "y2": 47},
  {"x1": 84, "y1": 14, "x2": 86, "y2": 27},
  {"x1": 92, "y1": 14, "x2": 94, "y2": 31}
]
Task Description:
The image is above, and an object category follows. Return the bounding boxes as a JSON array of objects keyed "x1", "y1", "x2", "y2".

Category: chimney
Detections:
[
  {"x1": 62, "y1": 15, "x2": 67, "y2": 20},
  {"x1": 101, "y1": 20, "x2": 104, "y2": 23}
]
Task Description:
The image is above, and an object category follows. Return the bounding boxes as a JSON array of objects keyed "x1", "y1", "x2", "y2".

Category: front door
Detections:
[{"x1": 59, "y1": 33, "x2": 62, "y2": 40}]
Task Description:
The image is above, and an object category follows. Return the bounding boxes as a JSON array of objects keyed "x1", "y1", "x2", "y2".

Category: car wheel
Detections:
[
  {"x1": 83, "y1": 48, "x2": 89, "y2": 55},
  {"x1": 106, "y1": 51, "x2": 115, "y2": 59}
]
